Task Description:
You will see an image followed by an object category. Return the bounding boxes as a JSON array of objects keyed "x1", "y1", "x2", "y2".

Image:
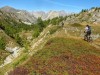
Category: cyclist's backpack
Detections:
[{"x1": 88, "y1": 26, "x2": 91, "y2": 32}]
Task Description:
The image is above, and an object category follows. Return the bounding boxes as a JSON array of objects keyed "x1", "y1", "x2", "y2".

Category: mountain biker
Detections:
[
  {"x1": 84, "y1": 25, "x2": 91, "y2": 41},
  {"x1": 61, "y1": 22, "x2": 64, "y2": 27}
]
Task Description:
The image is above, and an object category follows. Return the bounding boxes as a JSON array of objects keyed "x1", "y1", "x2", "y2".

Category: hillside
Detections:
[
  {"x1": 0, "y1": 7, "x2": 100, "y2": 75},
  {"x1": 0, "y1": 6, "x2": 37, "y2": 24},
  {"x1": 0, "y1": 28, "x2": 21, "y2": 66},
  {"x1": 6, "y1": 23, "x2": 100, "y2": 75},
  {"x1": 0, "y1": 8, "x2": 64, "y2": 69},
  {"x1": 9, "y1": 37, "x2": 100, "y2": 75},
  {"x1": 65, "y1": 7, "x2": 100, "y2": 25}
]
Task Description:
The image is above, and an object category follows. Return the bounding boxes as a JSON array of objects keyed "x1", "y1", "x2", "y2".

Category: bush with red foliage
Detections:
[{"x1": 9, "y1": 67, "x2": 29, "y2": 75}]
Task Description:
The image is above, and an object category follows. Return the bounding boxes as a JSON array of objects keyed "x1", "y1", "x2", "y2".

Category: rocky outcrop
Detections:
[
  {"x1": 0, "y1": 47, "x2": 22, "y2": 67},
  {"x1": 65, "y1": 7, "x2": 100, "y2": 24}
]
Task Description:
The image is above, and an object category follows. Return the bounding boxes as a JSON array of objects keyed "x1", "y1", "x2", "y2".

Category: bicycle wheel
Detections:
[
  {"x1": 84, "y1": 35, "x2": 87, "y2": 41},
  {"x1": 89, "y1": 36, "x2": 93, "y2": 42}
]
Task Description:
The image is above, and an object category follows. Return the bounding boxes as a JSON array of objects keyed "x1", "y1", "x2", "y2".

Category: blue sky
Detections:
[{"x1": 0, "y1": 0, "x2": 100, "y2": 12}]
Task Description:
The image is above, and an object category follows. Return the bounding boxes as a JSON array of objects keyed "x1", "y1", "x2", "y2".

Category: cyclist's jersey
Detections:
[
  {"x1": 85, "y1": 26, "x2": 91, "y2": 32},
  {"x1": 85, "y1": 27, "x2": 89, "y2": 32}
]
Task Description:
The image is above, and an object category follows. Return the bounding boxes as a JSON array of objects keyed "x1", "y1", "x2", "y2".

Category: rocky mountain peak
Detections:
[{"x1": 1, "y1": 6, "x2": 19, "y2": 13}]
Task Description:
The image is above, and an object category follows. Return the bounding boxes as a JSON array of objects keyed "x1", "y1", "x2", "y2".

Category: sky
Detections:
[{"x1": 0, "y1": 0, "x2": 100, "y2": 12}]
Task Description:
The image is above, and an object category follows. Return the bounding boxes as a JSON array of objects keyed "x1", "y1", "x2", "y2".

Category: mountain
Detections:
[
  {"x1": 31, "y1": 11, "x2": 47, "y2": 20},
  {"x1": 1, "y1": 6, "x2": 19, "y2": 13},
  {"x1": 31, "y1": 7, "x2": 100, "y2": 24},
  {"x1": 87, "y1": 8, "x2": 100, "y2": 24},
  {"x1": 46, "y1": 10, "x2": 70, "y2": 20},
  {"x1": 65, "y1": 7, "x2": 100, "y2": 25},
  {"x1": 0, "y1": 6, "x2": 37, "y2": 24},
  {"x1": 0, "y1": 6, "x2": 71, "y2": 23},
  {"x1": 31, "y1": 10, "x2": 71, "y2": 20}
]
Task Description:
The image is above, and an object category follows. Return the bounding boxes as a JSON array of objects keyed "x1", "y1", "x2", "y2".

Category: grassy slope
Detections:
[
  {"x1": 0, "y1": 30, "x2": 19, "y2": 65},
  {"x1": 0, "y1": 31, "x2": 9, "y2": 65},
  {"x1": 9, "y1": 37, "x2": 100, "y2": 75},
  {"x1": 1, "y1": 23, "x2": 99, "y2": 75},
  {"x1": 0, "y1": 25, "x2": 54, "y2": 75}
]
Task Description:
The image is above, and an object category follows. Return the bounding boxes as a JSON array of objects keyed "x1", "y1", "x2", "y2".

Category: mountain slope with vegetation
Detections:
[
  {"x1": 8, "y1": 37, "x2": 100, "y2": 75},
  {"x1": 0, "y1": 7, "x2": 64, "y2": 69},
  {"x1": 8, "y1": 18, "x2": 100, "y2": 75},
  {"x1": 0, "y1": 7, "x2": 100, "y2": 75},
  {"x1": 0, "y1": 6, "x2": 37, "y2": 23}
]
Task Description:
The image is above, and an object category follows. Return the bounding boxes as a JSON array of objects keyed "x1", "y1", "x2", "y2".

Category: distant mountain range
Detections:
[
  {"x1": 0, "y1": 6, "x2": 100, "y2": 25},
  {"x1": 0, "y1": 6, "x2": 71, "y2": 24},
  {"x1": 31, "y1": 10, "x2": 71, "y2": 20}
]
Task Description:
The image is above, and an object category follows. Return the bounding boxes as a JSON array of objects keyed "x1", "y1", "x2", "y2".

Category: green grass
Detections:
[
  {"x1": 0, "y1": 49, "x2": 10, "y2": 65},
  {"x1": 34, "y1": 37, "x2": 100, "y2": 57},
  {"x1": 12, "y1": 53, "x2": 28, "y2": 68},
  {"x1": 9, "y1": 37, "x2": 100, "y2": 75},
  {"x1": 92, "y1": 25, "x2": 100, "y2": 34}
]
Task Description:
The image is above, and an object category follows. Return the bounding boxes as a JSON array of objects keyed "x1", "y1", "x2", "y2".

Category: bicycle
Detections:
[{"x1": 84, "y1": 32, "x2": 93, "y2": 42}]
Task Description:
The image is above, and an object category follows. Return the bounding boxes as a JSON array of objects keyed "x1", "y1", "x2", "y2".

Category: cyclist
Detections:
[{"x1": 84, "y1": 25, "x2": 92, "y2": 42}]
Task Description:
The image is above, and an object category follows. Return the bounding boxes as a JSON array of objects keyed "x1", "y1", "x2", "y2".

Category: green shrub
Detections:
[
  {"x1": 0, "y1": 37, "x2": 6, "y2": 50},
  {"x1": 33, "y1": 30, "x2": 40, "y2": 38},
  {"x1": 71, "y1": 23, "x2": 82, "y2": 27},
  {"x1": 15, "y1": 34, "x2": 23, "y2": 47},
  {"x1": 50, "y1": 17, "x2": 64, "y2": 25},
  {"x1": 32, "y1": 25, "x2": 41, "y2": 38}
]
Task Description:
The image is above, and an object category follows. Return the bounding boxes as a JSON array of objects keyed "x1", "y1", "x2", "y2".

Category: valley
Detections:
[{"x1": 0, "y1": 6, "x2": 100, "y2": 75}]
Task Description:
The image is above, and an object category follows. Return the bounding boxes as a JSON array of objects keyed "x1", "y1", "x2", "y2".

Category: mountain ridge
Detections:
[{"x1": 0, "y1": 6, "x2": 72, "y2": 23}]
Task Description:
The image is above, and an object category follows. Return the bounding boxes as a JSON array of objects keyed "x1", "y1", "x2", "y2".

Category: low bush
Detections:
[{"x1": 71, "y1": 23, "x2": 82, "y2": 27}]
